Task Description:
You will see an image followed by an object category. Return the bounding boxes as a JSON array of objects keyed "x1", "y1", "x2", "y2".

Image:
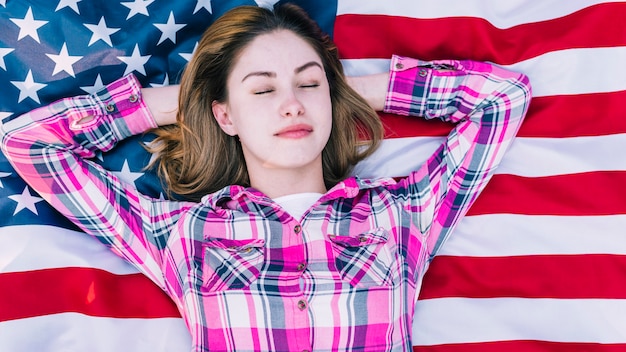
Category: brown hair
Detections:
[{"x1": 147, "y1": 4, "x2": 383, "y2": 201}]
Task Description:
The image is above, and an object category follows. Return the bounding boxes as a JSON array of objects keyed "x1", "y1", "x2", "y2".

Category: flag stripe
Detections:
[
  {"x1": 0, "y1": 313, "x2": 190, "y2": 351},
  {"x1": 412, "y1": 298, "x2": 626, "y2": 345},
  {"x1": 334, "y1": 2, "x2": 626, "y2": 64},
  {"x1": 343, "y1": 46, "x2": 626, "y2": 98},
  {"x1": 337, "y1": 0, "x2": 612, "y2": 28},
  {"x1": 377, "y1": 90, "x2": 626, "y2": 139},
  {"x1": 0, "y1": 267, "x2": 179, "y2": 322},
  {"x1": 0, "y1": 225, "x2": 139, "y2": 274},
  {"x1": 441, "y1": 214, "x2": 626, "y2": 257},
  {"x1": 468, "y1": 172, "x2": 626, "y2": 216},
  {"x1": 358, "y1": 136, "x2": 626, "y2": 188},
  {"x1": 419, "y1": 254, "x2": 626, "y2": 300}
]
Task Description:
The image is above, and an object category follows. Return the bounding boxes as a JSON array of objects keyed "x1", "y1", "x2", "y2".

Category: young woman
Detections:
[{"x1": 0, "y1": 4, "x2": 531, "y2": 352}]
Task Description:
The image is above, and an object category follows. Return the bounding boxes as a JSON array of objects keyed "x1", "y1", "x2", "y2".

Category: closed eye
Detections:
[
  {"x1": 254, "y1": 89, "x2": 274, "y2": 95},
  {"x1": 300, "y1": 83, "x2": 319, "y2": 89}
]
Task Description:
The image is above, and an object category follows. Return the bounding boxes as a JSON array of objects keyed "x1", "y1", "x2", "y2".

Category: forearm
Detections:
[
  {"x1": 142, "y1": 84, "x2": 179, "y2": 126},
  {"x1": 346, "y1": 73, "x2": 389, "y2": 111}
]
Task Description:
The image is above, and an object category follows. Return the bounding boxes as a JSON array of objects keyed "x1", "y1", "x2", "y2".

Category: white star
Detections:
[
  {"x1": 84, "y1": 17, "x2": 120, "y2": 46},
  {"x1": 112, "y1": 159, "x2": 144, "y2": 185},
  {"x1": 149, "y1": 73, "x2": 169, "y2": 88},
  {"x1": 0, "y1": 112, "x2": 11, "y2": 120},
  {"x1": 0, "y1": 47, "x2": 14, "y2": 70},
  {"x1": 254, "y1": 0, "x2": 279, "y2": 9},
  {"x1": 118, "y1": 44, "x2": 151, "y2": 76},
  {"x1": 154, "y1": 12, "x2": 185, "y2": 45},
  {"x1": 11, "y1": 70, "x2": 47, "y2": 104},
  {"x1": 10, "y1": 7, "x2": 48, "y2": 43},
  {"x1": 194, "y1": 0, "x2": 212, "y2": 14},
  {"x1": 8, "y1": 186, "x2": 45, "y2": 215},
  {"x1": 121, "y1": 0, "x2": 154, "y2": 19},
  {"x1": 179, "y1": 42, "x2": 197, "y2": 62},
  {"x1": 46, "y1": 43, "x2": 82, "y2": 77},
  {"x1": 0, "y1": 171, "x2": 11, "y2": 188},
  {"x1": 55, "y1": 0, "x2": 81, "y2": 13},
  {"x1": 80, "y1": 74, "x2": 105, "y2": 94},
  {"x1": 0, "y1": 0, "x2": 6, "y2": 7}
]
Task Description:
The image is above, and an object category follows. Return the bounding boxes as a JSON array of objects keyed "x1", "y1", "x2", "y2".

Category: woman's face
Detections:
[{"x1": 212, "y1": 29, "x2": 332, "y2": 180}]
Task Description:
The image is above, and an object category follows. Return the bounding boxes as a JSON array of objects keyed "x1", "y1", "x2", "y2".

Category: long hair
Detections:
[{"x1": 147, "y1": 4, "x2": 383, "y2": 202}]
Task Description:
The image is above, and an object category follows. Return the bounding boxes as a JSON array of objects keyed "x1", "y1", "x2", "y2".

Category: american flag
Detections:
[{"x1": 1, "y1": 1, "x2": 626, "y2": 351}]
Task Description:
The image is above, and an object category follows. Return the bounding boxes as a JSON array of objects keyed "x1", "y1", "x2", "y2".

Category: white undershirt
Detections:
[{"x1": 273, "y1": 192, "x2": 322, "y2": 220}]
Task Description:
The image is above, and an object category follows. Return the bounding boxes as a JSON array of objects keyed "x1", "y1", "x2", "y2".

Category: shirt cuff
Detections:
[
  {"x1": 384, "y1": 55, "x2": 431, "y2": 116},
  {"x1": 72, "y1": 74, "x2": 158, "y2": 142}
]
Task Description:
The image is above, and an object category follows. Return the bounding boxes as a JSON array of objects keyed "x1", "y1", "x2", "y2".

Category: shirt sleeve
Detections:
[
  {"x1": 384, "y1": 55, "x2": 532, "y2": 260},
  {"x1": 0, "y1": 74, "x2": 192, "y2": 289}
]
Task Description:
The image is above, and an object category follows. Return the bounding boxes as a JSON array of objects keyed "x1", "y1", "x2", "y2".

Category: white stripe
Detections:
[
  {"x1": 354, "y1": 134, "x2": 626, "y2": 180},
  {"x1": 342, "y1": 46, "x2": 626, "y2": 97},
  {"x1": 0, "y1": 313, "x2": 189, "y2": 352},
  {"x1": 337, "y1": 0, "x2": 621, "y2": 29},
  {"x1": 507, "y1": 47, "x2": 626, "y2": 96},
  {"x1": 353, "y1": 136, "x2": 439, "y2": 178},
  {"x1": 0, "y1": 225, "x2": 138, "y2": 275},
  {"x1": 412, "y1": 297, "x2": 626, "y2": 345},
  {"x1": 442, "y1": 214, "x2": 626, "y2": 256},
  {"x1": 497, "y1": 134, "x2": 626, "y2": 176}
]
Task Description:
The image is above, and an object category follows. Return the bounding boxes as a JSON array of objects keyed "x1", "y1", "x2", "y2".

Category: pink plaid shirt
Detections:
[{"x1": 1, "y1": 55, "x2": 531, "y2": 351}]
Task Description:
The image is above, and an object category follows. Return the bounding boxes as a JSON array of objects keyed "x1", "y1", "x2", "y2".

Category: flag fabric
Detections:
[{"x1": 1, "y1": 1, "x2": 625, "y2": 351}]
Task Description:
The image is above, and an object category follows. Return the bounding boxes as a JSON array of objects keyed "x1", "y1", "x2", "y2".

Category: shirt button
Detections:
[
  {"x1": 297, "y1": 299, "x2": 307, "y2": 310},
  {"x1": 128, "y1": 94, "x2": 138, "y2": 103},
  {"x1": 419, "y1": 69, "x2": 428, "y2": 77},
  {"x1": 294, "y1": 225, "x2": 302, "y2": 234},
  {"x1": 297, "y1": 262, "x2": 306, "y2": 271},
  {"x1": 395, "y1": 62, "x2": 404, "y2": 70},
  {"x1": 105, "y1": 103, "x2": 115, "y2": 112}
]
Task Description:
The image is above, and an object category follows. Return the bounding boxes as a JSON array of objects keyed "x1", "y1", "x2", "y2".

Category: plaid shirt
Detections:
[{"x1": 1, "y1": 55, "x2": 531, "y2": 351}]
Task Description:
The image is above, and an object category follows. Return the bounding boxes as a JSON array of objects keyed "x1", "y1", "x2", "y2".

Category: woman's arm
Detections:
[
  {"x1": 142, "y1": 84, "x2": 179, "y2": 126},
  {"x1": 346, "y1": 73, "x2": 389, "y2": 111},
  {"x1": 0, "y1": 74, "x2": 191, "y2": 289},
  {"x1": 385, "y1": 55, "x2": 532, "y2": 260}
]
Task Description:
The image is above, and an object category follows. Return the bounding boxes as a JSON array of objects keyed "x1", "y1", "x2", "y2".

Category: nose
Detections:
[{"x1": 279, "y1": 90, "x2": 304, "y2": 118}]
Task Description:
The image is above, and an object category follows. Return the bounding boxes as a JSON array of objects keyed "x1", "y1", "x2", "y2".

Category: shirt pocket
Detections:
[
  {"x1": 328, "y1": 228, "x2": 395, "y2": 288},
  {"x1": 201, "y1": 238, "x2": 266, "y2": 292}
]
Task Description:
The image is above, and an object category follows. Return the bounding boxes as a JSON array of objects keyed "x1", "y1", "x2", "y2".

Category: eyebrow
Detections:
[{"x1": 241, "y1": 61, "x2": 323, "y2": 83}]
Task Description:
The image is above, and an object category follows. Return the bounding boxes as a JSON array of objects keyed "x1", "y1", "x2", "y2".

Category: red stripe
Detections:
[
  {"x1": 413, "y1": 341, "x2": 626, "y2": 352},
  {"x1": 381, "y1": 90, "x2": 626, "y2": 139},
  {"x1": 335, "y1": 3, "x2": 626, "y2": 64},
  {"x1": 419, "y1": 254, "x2": 626, "y2": 300},
  {"x1": 0, "y1": 267, "x2": 180, "y2": 322},
  {"x1": 469, "y1": 172, "x2": 626, "y2": 216},
  {"x1": 520, "y1": 91, "x2": 626, "y2": 138}
]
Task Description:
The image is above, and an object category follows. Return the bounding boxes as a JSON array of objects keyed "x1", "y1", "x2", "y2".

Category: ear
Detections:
[{"x1": 212, "y1": 100, "x2": 237, "y2": 136}]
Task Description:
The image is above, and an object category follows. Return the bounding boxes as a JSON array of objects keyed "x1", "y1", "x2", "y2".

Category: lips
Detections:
[{"x1": 274, "y1": 124, "x2": 313, "y2": 138}]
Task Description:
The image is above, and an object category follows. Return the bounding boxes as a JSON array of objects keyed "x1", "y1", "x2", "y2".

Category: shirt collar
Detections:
[{"x1": 201, "y1": 176, "x2": 397, "y2": 213}]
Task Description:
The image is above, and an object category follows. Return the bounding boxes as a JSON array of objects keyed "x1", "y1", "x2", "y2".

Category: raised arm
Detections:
[
  {"x1": 385, "y1": 55, "x2": 532, "y2": 260},
  {"x1": 0, "y1": 74, "x2": 192, "y2": 289}
]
